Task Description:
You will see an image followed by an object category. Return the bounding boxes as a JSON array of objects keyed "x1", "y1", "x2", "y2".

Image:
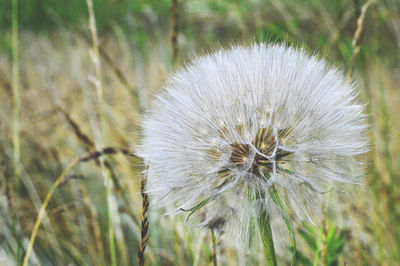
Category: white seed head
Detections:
[{"x1": 138, "y1": 43, "x2": 368, "y2": 244}]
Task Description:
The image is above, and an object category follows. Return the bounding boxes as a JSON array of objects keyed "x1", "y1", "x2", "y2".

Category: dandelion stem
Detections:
[{"x1": 258, "y1": 210, "x2": 277, "y2": 266}]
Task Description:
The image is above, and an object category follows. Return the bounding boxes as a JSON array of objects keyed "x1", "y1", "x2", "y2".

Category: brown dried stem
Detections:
[
  {"x1": 56, "y1": 106, "x2": 94, "y2": 149},
  {"x1": 56, "y1": 106, "x2": 140, "y2": 225},
  {"x1": 137, "y1": 174, "x2": 149, "y2": 266}
]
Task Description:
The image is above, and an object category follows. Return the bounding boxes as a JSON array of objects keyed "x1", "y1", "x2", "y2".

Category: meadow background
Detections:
[{"x1": 0, "y1": 0, "x2": 399, "y2": 265}]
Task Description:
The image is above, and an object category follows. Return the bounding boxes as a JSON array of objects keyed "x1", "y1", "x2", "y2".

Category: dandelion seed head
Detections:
[{"x1": 138, "y1": 43, "x2": 368, "y2": 244}]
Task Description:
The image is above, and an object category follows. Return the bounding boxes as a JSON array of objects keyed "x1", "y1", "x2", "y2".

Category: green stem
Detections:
[
  {"x1": 12, "y1": 0, "x2": 20, "y2": 186},
  {"x1": 258, "y1": 210, "x2": 277, "y2": 266}
]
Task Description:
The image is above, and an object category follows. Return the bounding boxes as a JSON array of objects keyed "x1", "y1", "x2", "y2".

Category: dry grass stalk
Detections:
[
  {"x1": 347, "y1": 0, "x2": 375, "y2": 81},
  {"x1": 56, "y1": 106, "x2": 95, "y2": 149},
  {"x1": 85, "y1": 0, "x2": 120, "y2": 264},
  {"x1": 79, "y1": 147, "x2": 134, "y2": 162},
  {"x1": 86, "y1": 0, "x2": 104, "y2": 112},
  {"x1": 21, "y1": 146, "x2": 136, "y2": 266},
  {"x1": 73, "y1": 27, "x2": 141, "y2": 109},
  {"x1": 22, "y1": 159, "x2": 78, "y2": 266},
  {"x1": 138, "y1": 175, "x2": 149, "y2": 266},
  {"x1": 47, "y1": 10, "x2": 137, "y2": 101},
  {"x1": 56, "y1": 106, "x2": 140, "y2": 225},
  {"x1": 80, "y1": 187, "x2": 105, "y2": 260}
]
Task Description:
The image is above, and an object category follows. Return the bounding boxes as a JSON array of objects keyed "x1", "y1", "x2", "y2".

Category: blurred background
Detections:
[{"x1": 0, "y1": 0, "x2": 399, "y2": 265}]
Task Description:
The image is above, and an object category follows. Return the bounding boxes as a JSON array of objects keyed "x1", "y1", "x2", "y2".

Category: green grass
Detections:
[{"x1": 0, "y1": 0, "x2": 399, "y2": 265}]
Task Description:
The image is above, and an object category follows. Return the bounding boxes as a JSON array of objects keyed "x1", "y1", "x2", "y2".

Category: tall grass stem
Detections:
[
  {"x1": 12, "y1": 0, "x2": 20, "y2": 185},
  {"x1": 85, "y1": 0, "x2": 118, "y2": 264},
  {"x1": 347, "y1": 0, "x2": 375, "y2": 81},
  {"x1": 22, "y1": 159, "x2": 79, "y2": 266},
  {"x1": 22, "y1": 147, "x2": 134, "y2": 265}
]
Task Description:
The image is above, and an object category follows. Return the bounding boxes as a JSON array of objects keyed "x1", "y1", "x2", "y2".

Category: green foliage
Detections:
[
  {"x1": 292, "y1": 223, "x2": 345, "y2": 266},
  {"x1": 0, "y1": 0, "x2": 170, "y2": 31}
]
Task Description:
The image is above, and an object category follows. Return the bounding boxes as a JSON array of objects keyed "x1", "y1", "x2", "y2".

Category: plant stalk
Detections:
[
  {"x1": 12, "y1": 0, "x2": 20, "y2": 185},
  {"x1": 258, "y1": 210, "x2": 277, "y2": 266}
]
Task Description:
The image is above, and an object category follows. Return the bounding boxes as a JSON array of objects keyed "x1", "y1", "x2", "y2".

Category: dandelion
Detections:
[{"x1": 138, "y1": 43, "x2": 367, "y2": 264}]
